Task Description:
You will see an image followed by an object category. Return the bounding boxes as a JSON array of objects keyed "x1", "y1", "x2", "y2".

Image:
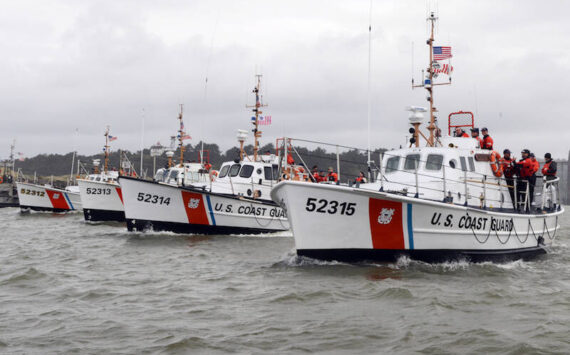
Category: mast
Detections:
[
  {"x1": 411, "y1": 12, "x2": 451, "y2": 147},
  {"x1": 178, "y1": 104, "x2": 185, "y2": 167},
  {"x1": 9, "y1": 139, "x2": 15, "y2": 176},
  {"x1": 426, "y1": 12, "x2": 436, "y2": 146},
  {"x1": 104, "y1": 126, "x2": 110, "y2": 174},
  {"x1": 246, "y1": 75, "x2": 266, "y2": 162}
]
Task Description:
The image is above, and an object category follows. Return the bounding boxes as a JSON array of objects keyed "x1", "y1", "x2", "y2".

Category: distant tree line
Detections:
[{"x1": 15, "y1": 141, "x2": 387, "y2": 183}]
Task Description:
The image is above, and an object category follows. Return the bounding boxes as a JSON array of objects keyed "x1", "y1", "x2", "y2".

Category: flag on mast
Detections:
[
  {"x1": 109, "y1": 135, "x2": 117, "y2": 142},
  {"x1": 258, "y1": 115, "x2": 272, "y2": 125},
  {"x1": 433, "y1": 46, "x2": 452, "y2": 60},
  {"x1": 433, "y1": 64, "x2": 454, "y2": 75}
]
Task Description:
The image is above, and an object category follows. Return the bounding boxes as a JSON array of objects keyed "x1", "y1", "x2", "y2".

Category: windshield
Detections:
[
  {"x1": 218, "y1": 165, "x2": 230, "y2": 178},
  {"x1": 404, "y1": 154, "x2": 420, "y2": 170},
  {"x1": 385, "y1": 156, "x2": 400, "y2": 173},
  {"x1": 426, "y1": 154, "x2": 443, "y2": 171},
  {"x1": 229, "y1": 164, "x2": 241, "y2": 177},
  {"x1": 239, "y1": 165, "x2": 254, "y2": 178}
]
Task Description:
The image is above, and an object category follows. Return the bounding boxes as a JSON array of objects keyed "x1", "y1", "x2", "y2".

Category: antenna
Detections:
[
  {"x1": 366, "y1": 0, "x2": 373, "y2": 181},
  {"x1": 178, "y1": 104, "x2": 185, "y2": 167},
  {"x1": 140, "y1": 108, "x2": 145, "y2": 176}
]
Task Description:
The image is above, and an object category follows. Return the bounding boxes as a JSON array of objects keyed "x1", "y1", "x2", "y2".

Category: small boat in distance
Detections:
[
  {"x1": 78, "y1": 127, "x2": 129, "y2": 222},
  {"x1": 0, "y1": 140, "x2": 19, "y2": 208}
]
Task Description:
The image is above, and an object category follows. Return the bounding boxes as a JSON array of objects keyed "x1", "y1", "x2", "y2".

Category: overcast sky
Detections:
[{"x1": 1, "y1": 0, "x2": 569, "y2": 162}]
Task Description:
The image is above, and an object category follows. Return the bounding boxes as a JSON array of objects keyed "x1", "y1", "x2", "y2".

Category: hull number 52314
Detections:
[{"x1": 137, "y1": 193, "x2": 171, "y2": 206}]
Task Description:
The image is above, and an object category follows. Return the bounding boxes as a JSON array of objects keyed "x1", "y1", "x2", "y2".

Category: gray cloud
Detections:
[{"x1": 1, "y1": 0, "x2": 568, "y2": 162}]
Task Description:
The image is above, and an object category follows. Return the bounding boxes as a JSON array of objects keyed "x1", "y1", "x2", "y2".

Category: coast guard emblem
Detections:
[
  {"x1": 377, "y1": 208, "x2": 395, "y2": 224},
  {"x1": 53, "y1": 193, "x2": 60, "y2": 199},
  {"x1": 188, "y1": 198, "x2": 200, "y2": 209}
]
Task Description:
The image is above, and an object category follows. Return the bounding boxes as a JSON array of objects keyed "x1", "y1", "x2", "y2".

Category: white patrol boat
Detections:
[
  {"x1": 119, "y1": 76, "x2": 294, "y2": 235},
  {"x1": 78, "y1": 127, "x2": 128, "y2": 222},
  {"x1": 271, "y1": 14, "x2": 563, "y2": 263},
  {"x1": 17, "y1": 151, "x2": 83, "y2": 213},
  {"x1": 17, "y1": 181, "x2": 82, "y2": 212}
]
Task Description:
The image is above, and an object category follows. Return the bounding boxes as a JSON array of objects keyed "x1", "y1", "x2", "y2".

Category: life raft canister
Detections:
[{"x1": 489, "y1": 151, "x2": 503, "y2": 177}]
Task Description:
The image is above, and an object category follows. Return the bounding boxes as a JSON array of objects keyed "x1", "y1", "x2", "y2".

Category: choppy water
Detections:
[{"x1": 0, "y1": 207, "x2": 569, "y2": 354}]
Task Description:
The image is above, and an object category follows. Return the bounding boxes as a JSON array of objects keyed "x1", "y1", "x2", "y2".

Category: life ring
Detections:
[
  {"x1": 489, "y1": 151, "x2": 503, "y2": 177},
  {"x1": 209, "y1": 170, "x2": 218, "y2": 181},
  {"x1": 0, "y1": 176, "x2": 3, "y2": 184}
]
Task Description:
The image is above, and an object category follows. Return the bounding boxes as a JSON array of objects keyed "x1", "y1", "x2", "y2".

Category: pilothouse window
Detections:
[
  {"x1": 468, "y1": 157, "x2": 476, "y2": 171},
  {"x1": 426, "y1": 154, "x2": 443, "y2": 171},
  {"x1": 218, "y1": 165, "x2": 229, "y2": 178},
  {"x1": 264, "y1": 166, "x2": 278, "y2": 180},
  {"x1": 229, "y1": 164, "x2": 241, "y2": 177},
  {"x1": 239, "y1": 165, "x2": 254, "y2": 178},
  {"x1": 404, "y1": 154, "x2": 421, "y2": 170},
  {"x1": 385, "y1": 156, "x2": 400, "y2": 173},
  {"x1": 459, "y1": 157, "x2": 467, "y2": 172}
]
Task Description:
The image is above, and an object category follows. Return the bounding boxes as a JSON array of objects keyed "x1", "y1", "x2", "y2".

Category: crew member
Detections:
[
  {"x1": 311, "y1": 165, "x2": 322, "y2": 182},
  {"x1": 481, "y1": 128, "x2": 493, "y2": 150},
  {"x1": 516, "y1": 149, "x2": 534, "y2": 210},
  {"x1": 326, "y1": 167, "x2": 338, "y2": 183},
  {"x1": 500, "y1": 149, "x2": 516, "y2": 205},
  {"x1": 542, "y1": 153, "x2": 557, "y2": 180},
  {"x1": 454, "y1": 127, "x2": 469, "y2": 138},
  {"x1": 470, "y1": 128, "x2": 483, "y2": 148},
  {"x1": 355, "y1": 171, "x2": 367, "y2": 184},
  {"x1": 204, "y1": 162, "x2": 212, "y2": 171}
]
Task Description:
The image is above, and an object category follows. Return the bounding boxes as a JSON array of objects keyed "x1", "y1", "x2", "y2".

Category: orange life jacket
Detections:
[
  {"x1": 542, "y1": 161, "x2": 556, "y2": 176},
  {"x1": 327, "y1": 172, "x2": 338, "y2": 182},
  {"x1": 482, "y1": 135, "x2": 494, "y2": 150},
  {"x1": 517, "y1": 158, "x2": 533, "y2": 178},
  {"x1": 530, "y1": 158, "x2": 539, "y2": 174},
  {"x1": 500, "y1": 157, "x2": 515, "y2": 178}
]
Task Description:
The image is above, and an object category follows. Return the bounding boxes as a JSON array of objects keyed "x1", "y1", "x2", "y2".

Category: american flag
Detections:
[
  {"x1": 259, "y1": 115, "x2": 272, "y2": 125},
  {"x1": 17, "y1": 152, "x2": 24, "y2": 162},
  {"x1": 109, "y1": 135, "x2": 117, "y2": 141},
  {"x1": 433, "y1": 46, "x2": 452, "y2": 60},
  {"x1": 181, "y1": 134, "x2": 192, "y2": 141},
  {"x1": 433, "y1": 64, "x2": 454, "y2": 75}
]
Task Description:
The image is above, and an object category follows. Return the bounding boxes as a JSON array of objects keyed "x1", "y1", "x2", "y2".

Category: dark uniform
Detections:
[
  {"x1": 542, "y1": 153, "x2": 557, "y2": 180},
  {"x1": 500, "y1": 149, "x2": 516, "y2": 206}
]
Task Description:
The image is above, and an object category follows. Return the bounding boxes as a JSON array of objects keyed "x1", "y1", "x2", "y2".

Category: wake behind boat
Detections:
[{"x1": 271, "y1": 13, "x2": 563, "y2": 263}]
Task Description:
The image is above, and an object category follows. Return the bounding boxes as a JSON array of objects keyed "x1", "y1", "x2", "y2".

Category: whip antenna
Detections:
[{"x1": 366, "y1": 0, "x2": 373, "y2": 181}]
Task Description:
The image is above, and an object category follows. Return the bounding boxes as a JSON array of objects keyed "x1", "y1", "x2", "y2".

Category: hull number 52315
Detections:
[{"x1": 305, "y1": 197, "x2": 355, "y2": 215}]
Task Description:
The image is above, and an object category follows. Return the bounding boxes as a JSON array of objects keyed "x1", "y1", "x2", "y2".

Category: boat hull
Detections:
[
  {"x1": 78, "y1": 179, "x2": 125, "y2": 222},
  {"x1": 119, "y1": 176, "x2": 289, "y2": 235},
  {"x1": 271, "y1": 181, "x2": 562, "y2": 263},
  {"x1": 16, "y1": 182, "x2": 82, "y2": 212}
]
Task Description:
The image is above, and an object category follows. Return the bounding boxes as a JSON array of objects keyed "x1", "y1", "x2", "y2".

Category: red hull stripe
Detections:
[
  {"x1": 46, "y1": 189, "x2": 71, "y2": 210},
  {"x1": 368, "y1": 198, "x2": 405, "y2": 249},
  {"x1": 181, "y1": 191, "x2": 210, "y2": 225},
  {"x1": 116, "y1": 187, "x2": 124, "y2": 205}
]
